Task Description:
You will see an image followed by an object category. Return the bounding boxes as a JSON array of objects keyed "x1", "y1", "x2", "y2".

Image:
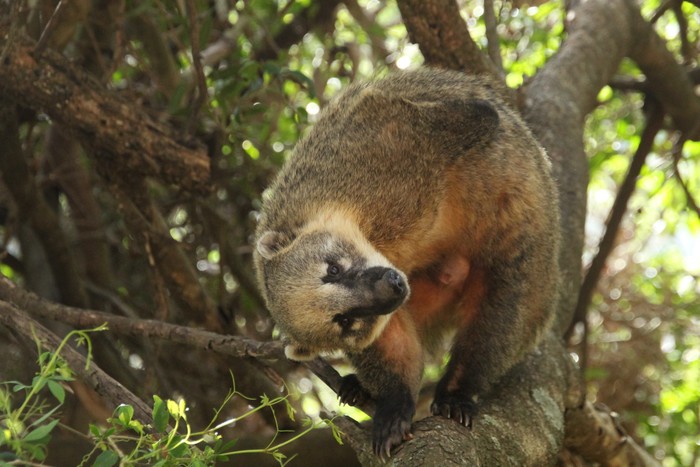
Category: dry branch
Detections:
[
  {"x1": 564, "y1": 401, "x2": 660, "y2": 466},
  {"x1": 0, "y1": 31, "x2": 210, "y2": 192}
]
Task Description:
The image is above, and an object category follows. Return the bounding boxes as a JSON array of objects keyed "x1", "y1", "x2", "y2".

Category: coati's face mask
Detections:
[{"x1": 256, "y1": 230, "x2": 409, "y2": 360}]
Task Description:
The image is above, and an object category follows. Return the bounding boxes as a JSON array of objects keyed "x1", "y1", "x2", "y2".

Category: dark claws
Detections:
[
  {"x1": 372, "y1": 395, "x2": 414, "y2": 459},
  {"x1": 430, "y1": 396, "x2": 477, "y2": 429},
  {"x1": 338, "y1": 374, "x2": 369, "y2": 407}
]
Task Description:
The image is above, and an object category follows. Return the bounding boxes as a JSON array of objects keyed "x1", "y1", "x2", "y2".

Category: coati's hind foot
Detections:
[{"x1": 430, "y1": 384, "x2": 478, "y2": 428}]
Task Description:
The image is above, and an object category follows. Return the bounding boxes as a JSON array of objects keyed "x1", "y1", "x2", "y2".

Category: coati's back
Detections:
[{"x1": 258, "y1": 69, "x2": 556, "y2": 248}]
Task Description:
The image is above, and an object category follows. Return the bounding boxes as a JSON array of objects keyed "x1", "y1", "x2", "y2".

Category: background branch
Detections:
[
  {"x1": 0, "y1": 300, "x2": 153, "y2": 426},
  {"x1": 567, "y1": 106, "x2": 665, "y2": 350},
  {"x1": 0, "y1": 33, "x2": 210, "y2": 192}
]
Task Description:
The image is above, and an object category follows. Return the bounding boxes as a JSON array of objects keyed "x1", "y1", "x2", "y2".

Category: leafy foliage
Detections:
[{"x1": 0, "y1": 329, "x2": 336, "y2": 466}]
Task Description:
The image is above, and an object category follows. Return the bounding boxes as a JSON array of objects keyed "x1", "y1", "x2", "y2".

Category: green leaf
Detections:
[
  {"x1": 92, "y1": 450, "x2": 119, "y2": 467},
  {"x1": 115, "y1": 404, "x2": 134, "y2": 426},
  {"x1": 31, "y1": 375, "x2": 47, "y2": 392},
  {"x1": 47, "y1": 380, "x2": 65, "y2": 404},
  {"x1": 285, "y1": 399, "x2": 296, "y2": 422},
  {"x1": 329, "y1": 421, "x2": 344, "y2": 445},
  {"x1": 152, "y1": 395, "x2": 169, "y2": 433},
  {"x1": 167, "y1": 399, "x2": 180, "y2": 418},
  {"x1": 219, "y1": 438, "x2": 238, "y2": 452},
  {"x1": 22, "y1": 419, "x2": 59, "y2": 443},
  {"x1": 89, "y1": 424, "x2": 102, "y2": 438}
]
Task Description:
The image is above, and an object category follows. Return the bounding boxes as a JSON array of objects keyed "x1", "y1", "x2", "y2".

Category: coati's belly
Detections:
[{"x1": 406, "y1": 253, "x2": 487, "y2": 337}]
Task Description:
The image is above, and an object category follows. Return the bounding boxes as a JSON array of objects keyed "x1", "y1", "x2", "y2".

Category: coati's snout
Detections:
[{"x1": 334, "y1": 266, "x2": 408, "y2": 321}]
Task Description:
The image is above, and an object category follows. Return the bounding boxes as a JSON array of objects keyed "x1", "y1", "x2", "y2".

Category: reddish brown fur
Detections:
[{"x1": 254, "y1": 69, "x2": 560, "y2": 456}]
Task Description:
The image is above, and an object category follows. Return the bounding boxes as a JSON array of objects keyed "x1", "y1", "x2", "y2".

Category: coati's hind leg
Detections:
[{"x1": 431, "y1": 245, "x2": 553, "y2": 426}]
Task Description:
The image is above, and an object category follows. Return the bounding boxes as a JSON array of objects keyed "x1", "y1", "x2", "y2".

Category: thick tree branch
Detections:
[
  {"x1": 0, "y1": 32, "x2": 210, "y2": 192},
  {"x1": 525, "y1": 0, "x2": 700, "y2": 326},
  {"x1": 343, "y1": 334, "x2": 575, "y2": 466},
  {"x1": 397, "y1": 0, "x2": 501, "y2": 78},
  {"x1": 627, "y1": 2, "x2": 700, "y2": 139},
  {"x1": 0, "y1": 276, "x2": 349, "y2": 412}
]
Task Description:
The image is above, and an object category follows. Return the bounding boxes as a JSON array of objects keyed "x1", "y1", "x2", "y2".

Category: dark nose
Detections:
[{"x1": 384, "y1": 269, "x2": 406, "y2": 296}]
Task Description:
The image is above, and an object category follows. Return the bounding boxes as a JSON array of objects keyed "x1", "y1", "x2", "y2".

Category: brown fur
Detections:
[{"x1": 254, "y1": 68, "x2": 560, "y2": 456}]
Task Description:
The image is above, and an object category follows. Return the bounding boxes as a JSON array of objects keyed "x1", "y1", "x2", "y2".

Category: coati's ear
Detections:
[
  {"x1": 256, "y1": 231, "x2": 291, "y2": 260},
  {"x1": 351, "y1": 88, "x2": 500, "y2": 153},
  {"x1": 412, "y1": 98, "x2": 500, "y2": 153},
  {"x1": 284, "y1": 343, "x2": 318, "y2": 361}
]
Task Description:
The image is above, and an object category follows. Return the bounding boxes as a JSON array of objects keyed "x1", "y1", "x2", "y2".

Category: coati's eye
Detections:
[
  {"x1": 326, "y1": 261, "x2": 342, "y2": 277},
  {"x1": 322, "y1": 260, "x2": 346, "y2": 283},
  {"x1": 335, "y1": 315, "x2": 354, "y2": 330}
]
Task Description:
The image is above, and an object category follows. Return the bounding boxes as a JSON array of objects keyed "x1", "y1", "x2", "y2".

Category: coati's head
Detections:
[{"x1": 255, "y1": 213, "x2": 409, "y2": 361}]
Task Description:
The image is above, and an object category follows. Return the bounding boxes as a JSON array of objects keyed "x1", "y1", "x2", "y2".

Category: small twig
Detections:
[
  {"x1": 672, "y1": 1, "x2": 693, "y2": 63},
  {"x1": 566, "y1": 105, "x2": 665, "y2": 366},
  {"x1": 649, "y1": 0, "x2": 674, "y2": 24},
  {"x1": 483, "y1": 0, "x2": 504, "y2": 76},
  {"x1": 35, "y1": 0, "x2": 68, "y2": 55},
  {"x1": 670, "y1": 131, "x2": 700, "y2": 218},
  {"x1": 185, "y1": 0, "x2": 208, "y2": 133}
]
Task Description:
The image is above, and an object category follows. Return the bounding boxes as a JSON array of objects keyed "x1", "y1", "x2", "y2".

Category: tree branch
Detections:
[
  {"x1": 397, "y1": 0, "x2": 501, "y2": 78},
  {"x1": 628, "y1": 1, "x2": 700, "y2": 138},
  {"x1": 0, "y1": 276, "x2": 348, "y2": 411},
  {"x1": 0, "y1": 32, "x2": 210, "y2": 192},
  {"x1": 564, "y1": 401, "x2": 661, "y2": 466},
  {"x1": 0, "y1": 103, "x2": 89, "y2": 308},
  {"x1": 567, "y1": 105, "x2": 665, "y2": 348},
  {"x1": 0, "y1": 299, "x2": 153, "y2": 426},
  {"x1": 354, "y1": 334, "x2": 574, "y2": 466}
]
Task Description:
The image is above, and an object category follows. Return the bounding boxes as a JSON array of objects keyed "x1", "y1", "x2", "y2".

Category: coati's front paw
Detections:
[
  {"x1": 430, "y1": 392, "x2": 478, "y2": 428},
  {"x1": 338, "y1": 374, "x2": 370, "y2": 406},
  {"x1": 372, "y1": 396, "x2": 415, "y2": 458}
]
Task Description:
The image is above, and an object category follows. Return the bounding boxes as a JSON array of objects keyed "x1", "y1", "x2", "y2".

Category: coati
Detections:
[{"x1": 254, "y1": 68, "x2": 560, "y2": 456}]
